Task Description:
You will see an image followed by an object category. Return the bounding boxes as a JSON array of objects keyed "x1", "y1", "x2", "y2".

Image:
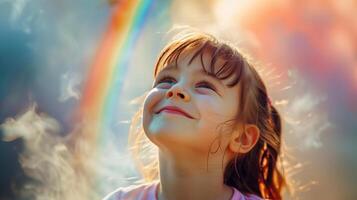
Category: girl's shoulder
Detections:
[
  {"x1": 231, "y1": 187, "x2": 264, "y2": 200},
  {"x1": 102, "y1": 181, "x2": 159, "y2": 200}
]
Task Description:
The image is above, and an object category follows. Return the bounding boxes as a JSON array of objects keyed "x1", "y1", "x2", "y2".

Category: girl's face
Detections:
[{"x1": 143, "y1": 51, "x2": 241, "y2": 155}]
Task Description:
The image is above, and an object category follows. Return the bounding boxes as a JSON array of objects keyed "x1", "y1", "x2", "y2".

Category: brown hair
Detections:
[{"x1": 129, "y1": 30, "x2": 287, "y2": 199}]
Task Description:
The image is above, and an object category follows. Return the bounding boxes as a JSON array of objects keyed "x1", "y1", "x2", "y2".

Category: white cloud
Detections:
[{"x1": 58, "y1": 72, "x2": 81, "y2": 102}]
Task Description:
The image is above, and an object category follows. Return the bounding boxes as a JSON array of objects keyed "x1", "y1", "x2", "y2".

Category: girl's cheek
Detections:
[
  {"x1": 143, "y1": 88, "x2": 165, "y2": 117},
  {"x1": 195, "y1": 92, "x2": 220, "y2": 106},
  {"x1": 143, "y1": 89, "x2": 164, "y2": 133},
  {"x1": 196, "y1": 96, "x2": 224, "y2": 118},
  {"x1": 143, "y1": 88, "x2": 165, "y2": 122}
]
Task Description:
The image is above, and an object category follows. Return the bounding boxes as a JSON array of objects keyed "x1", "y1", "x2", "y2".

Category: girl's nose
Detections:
[{"x1": 165, "y1": 86, "x2": 190, "y2": 102}]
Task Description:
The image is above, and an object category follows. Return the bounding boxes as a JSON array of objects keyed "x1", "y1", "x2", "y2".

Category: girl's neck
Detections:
[{"x1": 157, "y1": 150, "x2": 234, "y2": 200}]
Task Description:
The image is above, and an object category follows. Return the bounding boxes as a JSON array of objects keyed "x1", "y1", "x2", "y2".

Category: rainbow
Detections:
[{"x1": 77, "y1": 0, "x2": 154, "y2": 135}]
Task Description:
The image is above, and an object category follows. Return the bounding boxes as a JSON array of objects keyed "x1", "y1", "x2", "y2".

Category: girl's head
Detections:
[{"x1": 131, "y1": 30, "x2": 286, "y2": 199}]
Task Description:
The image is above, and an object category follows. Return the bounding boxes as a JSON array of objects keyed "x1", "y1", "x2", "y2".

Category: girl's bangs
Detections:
[{"x1": 154, "y1": 35, "x2": 245, "y2": 87}]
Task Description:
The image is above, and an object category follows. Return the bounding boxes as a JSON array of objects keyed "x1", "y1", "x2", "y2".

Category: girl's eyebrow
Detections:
[{"x1": 158, "y1": 64, "x2": 224, "y2": 86}]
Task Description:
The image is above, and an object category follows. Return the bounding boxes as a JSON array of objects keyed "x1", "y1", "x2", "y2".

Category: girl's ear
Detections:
[{"x1": 229, "y1": 124, "x2": 260, "y2": 154}]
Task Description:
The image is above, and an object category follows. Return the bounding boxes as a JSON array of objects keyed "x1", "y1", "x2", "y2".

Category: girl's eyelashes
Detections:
[
  {"x1": 155, "y1": 75, "x2": 176, "y2": 86},
  {"x1": 154, "y1": 75, "x2": 217, "y2": 92},
  {"x1": 196, "y1": 81, "x2": 217, "y2": 91}
]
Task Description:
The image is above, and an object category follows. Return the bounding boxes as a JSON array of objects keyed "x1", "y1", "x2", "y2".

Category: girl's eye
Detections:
[
  {"x1": 196, "y1": 81, "x2": 216, "y2": 91},
  {"x1": 197, "y1": 81, "x2": 214, "y2": 90},
  {"x1": 155, "y1": 76, "x2": 216, "y2": 91},
  {"x1": 155, "y1": 76, "x2": 176, "y2": 87}
]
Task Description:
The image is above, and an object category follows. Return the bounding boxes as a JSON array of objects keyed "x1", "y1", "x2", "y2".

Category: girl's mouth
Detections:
[
  {"x1": 156, "y1": 106, "x2": 194, "y2": 119},
  {"x1": 159, "y1": 109, "x2": 189, "y2": 118}
]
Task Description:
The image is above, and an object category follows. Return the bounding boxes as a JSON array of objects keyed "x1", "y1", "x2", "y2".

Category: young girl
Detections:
[{"x1": 103, "y1": 30, "x2": 286, "y2": 200}]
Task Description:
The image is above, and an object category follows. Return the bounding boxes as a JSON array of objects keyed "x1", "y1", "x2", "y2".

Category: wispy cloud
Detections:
[{"x1": 59, "y1": 72, "x2": 81, "y2": 102}]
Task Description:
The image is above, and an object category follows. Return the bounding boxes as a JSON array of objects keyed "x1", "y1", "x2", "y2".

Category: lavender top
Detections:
[{"x1": 103, "y1": 181, "x2": 263, "y2": 200}]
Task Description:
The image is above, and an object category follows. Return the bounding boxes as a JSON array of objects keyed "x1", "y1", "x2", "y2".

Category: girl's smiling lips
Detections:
[{"x1": 155, "y1": 106, "x2": 194, "y2": 119}]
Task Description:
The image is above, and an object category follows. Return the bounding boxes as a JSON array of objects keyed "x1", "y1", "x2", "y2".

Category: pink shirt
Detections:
[{"x1": 103, "y1": 181, "x2": 263, "y2": 200}]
